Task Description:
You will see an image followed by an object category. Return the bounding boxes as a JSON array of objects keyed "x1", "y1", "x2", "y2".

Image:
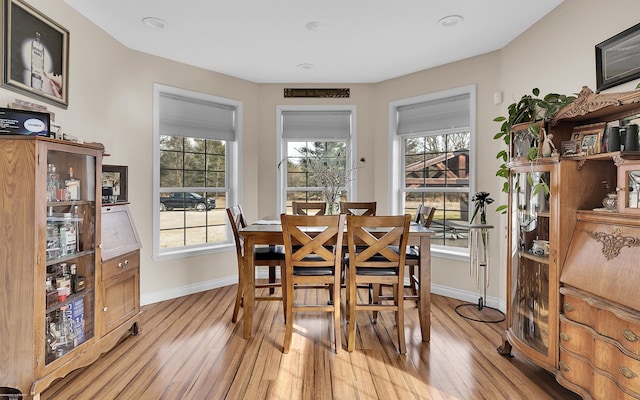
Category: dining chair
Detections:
[
  {"x1": 377, "y1": 205, "x2": 436, "y2": 305},
  {"x1": 227, "y1": 205, "x2": 285, "y2": 323},
  {"x1": 339, "y1": 201, "x2": 376, "y2": 216},
  {"x1": 280, "y1": 213, "x2": 345, "y2": 354},
  {"x1": 291, "y1": 201, "x2": 326, "y2": 216},
  {"x1": 344, "y1": 214, "x2": 410, "y2": 354}
]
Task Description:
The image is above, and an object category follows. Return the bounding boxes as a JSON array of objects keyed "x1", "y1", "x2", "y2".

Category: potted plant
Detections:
[{"x1": 493, "y1": 88, "x2": 576, "y2": 212}]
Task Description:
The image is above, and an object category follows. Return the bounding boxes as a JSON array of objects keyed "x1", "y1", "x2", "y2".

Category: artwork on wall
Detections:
[
  {"x1": 102, "y1": 165, "x2": 128, "y2": 203},
  {"x1": 596, "y1": 22, "x2": 640, "y2": 92},
  {"x1": 1, "y1": 0, "x2": 69, "y2": 108}
]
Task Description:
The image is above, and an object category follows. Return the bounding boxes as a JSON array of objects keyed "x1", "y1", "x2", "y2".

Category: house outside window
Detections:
[
  {"x1": 277, "y1": 106, "x2": 356, "y2": 214},
  {"x1": 390, "y1": 85, "x2": 475, "y2": 256},
  {"x1": 153, "y1": 84, "x2": 241, "y2": 259}
]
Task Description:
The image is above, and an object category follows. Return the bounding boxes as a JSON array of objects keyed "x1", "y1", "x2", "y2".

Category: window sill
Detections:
[
  {"x1": 431, "y1": 246, "x2": 470, "y2": 262},
  {"x1": 154, "y1": 242, "x2": 234, "y2": 262}
]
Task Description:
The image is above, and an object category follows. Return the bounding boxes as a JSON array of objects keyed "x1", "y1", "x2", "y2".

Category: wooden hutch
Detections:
[
  {"x1": 499, "y1": 86, "x2": 640, "y2": 399},
  {"x1": 0, "y1": 136, "x2": 142, "y2": 399}
]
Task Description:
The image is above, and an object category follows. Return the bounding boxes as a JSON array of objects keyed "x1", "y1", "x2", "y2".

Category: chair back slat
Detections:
[
  {"x1": 416, "y1": 205, "x2": 436, "y2": 227},
  {"x1": 292, "y1": 201, "x2": 327, "y2": 216},
  {"x1": 281, "y1": 214, "x2": 344, "y2": 267},
  {"x1": 347, "y1": 215, "x2": 410, "y2": 269},
  {"x1": 340, "y1": 201, "x2": 376, "y2": 216}
]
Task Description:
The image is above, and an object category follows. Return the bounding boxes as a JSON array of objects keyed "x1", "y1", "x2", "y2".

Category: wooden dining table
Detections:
[{"x1": 239, "y1": 217, "x2": 434, "y2": 342}]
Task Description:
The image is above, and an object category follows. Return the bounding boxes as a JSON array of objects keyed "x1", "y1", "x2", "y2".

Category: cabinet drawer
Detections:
[
  {"x1": 562, "y1": 287, "x2": 640, "y2": 357},
  {"x1": 102, "y1": 251, "x2": 139, "y2": 281},
  {"x1": 559, "y1": 349, "x2": 639, "y2": 400},
  {"x1": 560, "y1": 317, "x2": 640, "y2": 396}
]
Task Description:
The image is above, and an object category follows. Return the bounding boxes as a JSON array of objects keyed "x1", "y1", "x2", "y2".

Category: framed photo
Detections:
[
  {"x1": 102, "y1": 165, "x2": 128, "y2": 203},
  {"x1": 571, "y1": 122, "x2": 607, "y2": 155},
  {"x1": 596, "y1": 22, "x2": 640, "y2": 92},
  {"x1": 581, "y1": 134, "x2": 601, "y2": 154},
  {"x1": 1, "y1": 0, "x2": 69, "y2": 108},
  {"x1": 561, "y1": 140, "x2": 580, "y2": 156}
]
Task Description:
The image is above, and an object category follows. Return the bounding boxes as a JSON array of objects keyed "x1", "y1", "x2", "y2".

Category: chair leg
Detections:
[
  {"x1": 280, "y1": 264, "x2": 287, "y2": 324},
  {"x1": 372, "y1": 284, "x2": 381, "y2": 323},
  {"x1": 268, "y1": 266, "x2": 276, "y2": 295},
  {"x1": 347, "y1": 269, "x2": 357, "y2": 352},
  {"x1": 333, "y1": 276, "x2": 341, "y2": 353},
  {"x1": 409, "y1": 265, "x2": 419, "y2": 305},
  {"x1": 395, "y1": 283, "x2": 406, "y2": 354},
  {"x1": 283, "y1": 278, "x2": 294, "y2": 354},
  {"x1": 232, "y1": 270, "x2": 244, "y2": 323}
]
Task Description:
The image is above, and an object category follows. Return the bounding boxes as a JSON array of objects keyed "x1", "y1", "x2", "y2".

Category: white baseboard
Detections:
[
  {"x1": 141, "y1": 271, "x2": 507, "y2": 313},
  {"x1": 140, "y1": 275, "x2": 237, "y2": 306}
]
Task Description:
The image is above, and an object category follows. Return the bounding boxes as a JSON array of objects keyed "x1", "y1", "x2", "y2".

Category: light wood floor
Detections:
[{"x1": 42, "y1": 284, "x2": 580, "y2": 400}]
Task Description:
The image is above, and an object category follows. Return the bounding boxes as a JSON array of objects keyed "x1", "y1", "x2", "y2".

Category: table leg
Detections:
[
  {"x1": 419, "y1": 235, "x2": 431, "y2": 342},
  {"x1": 243, "y1": 236, "x2": 256, "y2": 339}
]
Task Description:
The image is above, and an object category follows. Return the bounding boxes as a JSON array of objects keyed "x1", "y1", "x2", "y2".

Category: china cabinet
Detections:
[
  {"x1": 499, "y1": 86, "x2": 640, "y2": 399},
  {"x1": 0, "y1": 136, "x2": 141, "y2": 399}
]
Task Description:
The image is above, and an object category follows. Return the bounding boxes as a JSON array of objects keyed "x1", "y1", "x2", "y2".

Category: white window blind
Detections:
[
  {"x1": 396, "y1": 93, "x2": 470, "y2": 135},
  {"x1": 282, "y1": 110, "x2": 351, "y2": 139},
  {"x1": 159, "y1": 93, "x2": 235, "y2": 141}
]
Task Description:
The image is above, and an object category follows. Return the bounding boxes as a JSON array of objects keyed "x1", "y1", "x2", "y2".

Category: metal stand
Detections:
[{"x1": 455, "y1": 224, "x2": 505, "y2": 323}]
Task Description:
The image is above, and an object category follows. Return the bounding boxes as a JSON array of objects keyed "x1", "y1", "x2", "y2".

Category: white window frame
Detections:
[
  {"x1": 152, "y1": 83, "x2": 242, "y2": 261},
  {"x1": 389, "y1": 85, "x2": 476, "y2": 261},
  {"x1": 276, "y1": 105, "x2": 357, "y2": 213}
]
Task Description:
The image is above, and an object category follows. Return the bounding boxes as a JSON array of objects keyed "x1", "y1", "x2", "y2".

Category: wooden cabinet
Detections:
[
  {"x1": 0, "y1": 136, "x2": 141, "y2": 399},
  {"x1": 100, "y1": 204, "x2": 141, "y2": 338},
  {"x1": 499, "y1": 157, "x2": 581, "y2": 370},
  {"x1": 500, "y1": 87, "x2": 640, "y2": 398}
]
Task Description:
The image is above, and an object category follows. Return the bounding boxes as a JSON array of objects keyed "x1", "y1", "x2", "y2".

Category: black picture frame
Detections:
[
  {"x1": 596, "y1": 22, "x2": 640, "y2": 92},
  {"x1": 1, "y1": 0, "x2": 69, "y2": 108},
  {"x1": 102, "y1": 165, "x2": 128, "y2": 203}
]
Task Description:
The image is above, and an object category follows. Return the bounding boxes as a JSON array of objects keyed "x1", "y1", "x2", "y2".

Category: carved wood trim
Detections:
[
  {"x1": 551, "y1": 86, "x2": 640, "y2": 125},
  {"x1": 586, "y1": 228, "x2": 640, "y2": 260}
]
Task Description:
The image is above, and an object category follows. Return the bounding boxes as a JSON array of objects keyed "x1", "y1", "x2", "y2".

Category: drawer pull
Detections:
[
  {"x1": 124, "y1": 259, "x2": 129, "y2": 266},
  {"x1": 103, "y1": 307, "x2": 108, "y2": 312},
  {"x1": 560, "y1": 333, "x2": 572, "y2": 342},
  {"x1": 620, "y1": 366, "x2": 638, "y2": 379},
  {"x1": 563, "y1": 303, "x2": 575, "y2": 312},
  {"x1": 623, "y1": 330, "x2": 640, "y2": 342},
  {"x1": 559, "y1": 361, "x2": 570, "y2": 372}
]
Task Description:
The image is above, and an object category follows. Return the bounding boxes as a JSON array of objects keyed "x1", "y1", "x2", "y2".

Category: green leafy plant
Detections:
[{"x1": 493, "y1": 88, "x2": 576, "y2": 213}]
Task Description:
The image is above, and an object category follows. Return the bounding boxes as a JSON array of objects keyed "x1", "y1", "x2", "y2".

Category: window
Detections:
[
  {"x1": 153, "y1": 84, "x2": 241, "y2": 259},
  {"x1": 390, "y1": 86, "x2": 475, "y2": 256},
  {"x1": 277, "y1": 106, "x2": 356, "y2": 214}
]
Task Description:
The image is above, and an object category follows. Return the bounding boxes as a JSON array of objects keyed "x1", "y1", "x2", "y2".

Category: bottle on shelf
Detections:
[
  {"x1": 60, "y1": 213, "x2": 77, "y2": 257},
  {"x1": 47, "y1": 164, "x2": 60, "y2": 202},
  {"x1": 65, "y1": 167, "x2": 81, "y2": 200},
  {"x1": 45, "y1": 315, "x2": 58, "y2": 364},
  {"x1": 72, "y1": 205, "x2": 81, "y2": 252}
]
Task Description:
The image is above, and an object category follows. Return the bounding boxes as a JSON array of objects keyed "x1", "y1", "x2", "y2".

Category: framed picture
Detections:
[
  {"x1": 102, "y1": 165, "x2": 128, "y2": 203},
  {"x1": 596, "y1": 22, "x2": 640, "y2": 92},
  {"x1": 1, "y1": 0, "x2": 69, "y2": 108},
  {"x1": 581, "y1": 134, "x2": 601, "y2": 155},
  {"x1": 571, "y1": 122, "x2": 607, "y2": 155},
  {"x1": 561, "y1": 140, "x2": 581, "y2": 156}
]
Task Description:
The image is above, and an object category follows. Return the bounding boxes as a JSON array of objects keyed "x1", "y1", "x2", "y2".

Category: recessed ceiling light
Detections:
[
  {"x1": 142, "y1": 17, "x2": 167, "y2": 29},
  {"x1": 306, "y1": 21, "x2": 320, "y2": 31},
  {"x1": 438, "y1": 15, "x2": 463, "y2": 28},
  {"x1": 297, "y1": 63, "x2": 315, "y2": 71}
]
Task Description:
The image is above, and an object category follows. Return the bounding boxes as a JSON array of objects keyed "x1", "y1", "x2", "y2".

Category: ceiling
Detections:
[{"x1": 64, "y1": 0, "x2": 564, "y2": 84}]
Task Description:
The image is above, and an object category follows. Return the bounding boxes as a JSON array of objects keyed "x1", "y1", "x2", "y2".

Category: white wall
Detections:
[{"x1": 3, "y1": 0, "x2": 640, "y2": 307}]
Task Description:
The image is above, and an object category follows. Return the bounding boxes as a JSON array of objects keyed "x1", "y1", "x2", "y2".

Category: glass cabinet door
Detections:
[
  {"x1": 44, "y1": 149, "x2": 96, "y2": 365},
  {"x1": 509, "y1": 170, "x2": 551, "y2": 356}
]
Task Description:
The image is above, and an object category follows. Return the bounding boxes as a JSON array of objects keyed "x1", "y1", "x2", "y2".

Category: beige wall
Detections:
[{"x1": 3, "y1": 0, "x2": 640, "y2": 306}]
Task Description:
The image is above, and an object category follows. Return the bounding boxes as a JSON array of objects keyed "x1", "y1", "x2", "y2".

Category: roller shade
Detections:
[
  {"x1": 159, "y1": 92, "x2": 235, "y2": 141},
  {"x1": 282, "y1": 110, "x2": 351, "y2": 139},
  {"x1": 397, "y1": 93, "x2": 469, "y2": 135}
]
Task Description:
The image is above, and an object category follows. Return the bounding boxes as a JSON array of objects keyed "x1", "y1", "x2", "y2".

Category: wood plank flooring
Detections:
[{"x1": 42, "y1": 285, "x2": 580, "y2": 399}]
